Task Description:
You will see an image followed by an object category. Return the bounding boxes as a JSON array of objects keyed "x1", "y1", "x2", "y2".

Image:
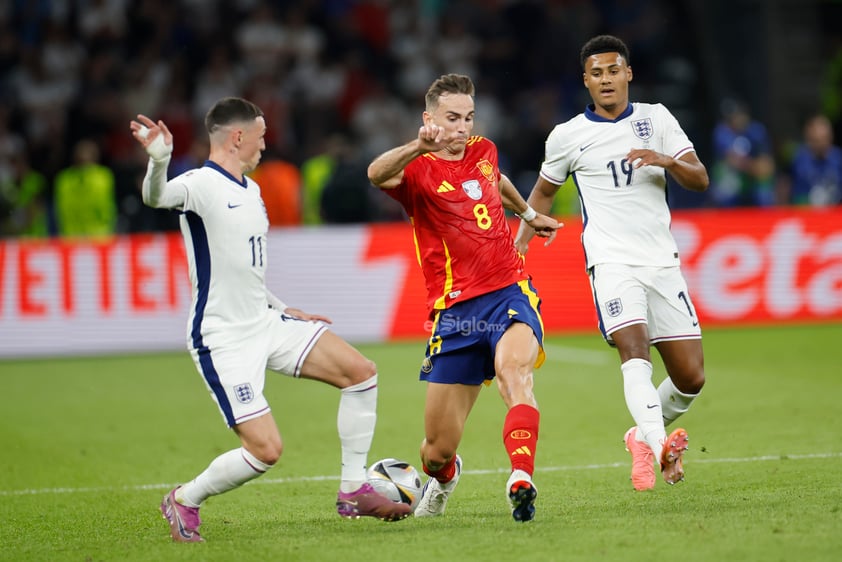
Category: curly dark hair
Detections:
[{"x1": 579, "y1": 35, "x2": 631, "y2": 69}]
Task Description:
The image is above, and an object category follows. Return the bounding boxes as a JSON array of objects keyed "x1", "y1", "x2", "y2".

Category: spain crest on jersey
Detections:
[
  {"x1": 631, "y1": 118, "x2": 653, "y2": 140},
  {"x1": 462, "y1": 179, "x2": 482, "y2": 200},
  {"x1": 475, "y1": 159, "x2": 495, "y2": 182}
]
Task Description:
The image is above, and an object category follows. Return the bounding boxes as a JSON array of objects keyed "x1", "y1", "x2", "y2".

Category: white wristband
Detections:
[
  {"x1": 518, "y1": 205, "x2": 537, "y2": 222},
  {"x1": 146, "y1": 133, "x2": 173, "y2": 161}
]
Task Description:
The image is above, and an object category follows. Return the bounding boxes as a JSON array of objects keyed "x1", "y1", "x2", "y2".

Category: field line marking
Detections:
[
  {"x1": 542, "y1": 344, "x2": 612, "y2": 365},
  {"x1": 2, "y1": 451, "x2": 840, "y2": 497}
]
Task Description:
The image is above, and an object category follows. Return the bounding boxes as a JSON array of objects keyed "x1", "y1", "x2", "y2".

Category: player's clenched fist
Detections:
[{"x1": 417, "y1": 124, "x2": 449, "y2": 153}]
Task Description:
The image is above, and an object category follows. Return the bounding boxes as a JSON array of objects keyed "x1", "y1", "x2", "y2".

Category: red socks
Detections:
[
  {"x1": 503, "y1": 404, "x2": 540, "y2": 475},
  {"x1": 422, "y1": 404, "x2": 539, "y2": 481},
  {"x1": 423, "y1": 454, "x2": 457, "y2": 483}
]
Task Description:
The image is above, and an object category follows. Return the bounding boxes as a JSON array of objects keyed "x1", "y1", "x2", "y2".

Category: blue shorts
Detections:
[{"x1": 419, "y1": 279, "x2": 545, "y2": 385}]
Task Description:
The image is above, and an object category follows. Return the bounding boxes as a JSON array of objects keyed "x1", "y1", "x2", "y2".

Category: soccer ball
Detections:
[{"x1": 366, "y1": 458, "x2": 423, "y2": 510}]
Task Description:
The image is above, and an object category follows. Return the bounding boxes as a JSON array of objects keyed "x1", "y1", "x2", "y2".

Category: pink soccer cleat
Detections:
[
  {"x1": 160, "y1": 487, "x2": 203, "y2": 542},
  {"x1": 624, "y1": 426, "x2": 656, "y2": 491},
  {"x1": 660, "y1": 427, "x2": 690, "y2": 485},
  {"x1": 336, "y1": 482, "x2": 412, "y2": 522}
]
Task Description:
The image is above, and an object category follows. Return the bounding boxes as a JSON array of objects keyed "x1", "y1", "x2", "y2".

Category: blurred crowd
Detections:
[{"x1": 1, "y1": 0, "x2": 841, "y2": 239}]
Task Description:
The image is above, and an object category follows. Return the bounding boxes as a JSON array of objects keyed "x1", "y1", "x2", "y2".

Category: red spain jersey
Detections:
[{"x1": 385, "y1": 136, "x2": 528, "y2": 312}]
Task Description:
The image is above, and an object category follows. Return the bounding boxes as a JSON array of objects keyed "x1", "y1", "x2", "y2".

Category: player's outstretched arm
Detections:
[
  {"x1": 368, "y1": 124, "x2": 457, "y2": 189},
  {"x1": 514, "y1": 176, "x2": 561, "y2": 255},
  {"x1": 130, "y1": 114, "x2": 182, "y2": 209},
  {"x1": 367, "y1": 141, "x2": 421, "y2": 189},
  {"x1": 500, "y1": 174, "x2": 561, "y2": 243}
]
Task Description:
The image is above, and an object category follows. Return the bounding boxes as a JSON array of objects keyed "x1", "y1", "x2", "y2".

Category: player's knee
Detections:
[
  {"x1": 686, "y1": 369, "x2": 705, "y2": 394},
  {"x1": 263, "y1": 443, "x2": 283, "y2": 465},
  {"x1": 345, "y1": 355, "x2": 377, "y2": 386},
  {"x1": 251, "y1": 439, "x2": 283, "y2": 465},
  {"x1": 421, "y1": 437, "x2": 456, "y2": 467},
  {"x1": 421, "y1": 448, "x2": 455, "y2": 472},
  {"x1": 674, "y1": 367, "x2": 705, "y2": 395}
]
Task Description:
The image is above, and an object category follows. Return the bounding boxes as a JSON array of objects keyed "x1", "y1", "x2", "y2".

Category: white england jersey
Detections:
[
  {"x1": 158, "y1": 161, "x2": 272, "y2": 348},
  {"x1": 540, "y1": 102, "x2": 695, "y2": 268}
]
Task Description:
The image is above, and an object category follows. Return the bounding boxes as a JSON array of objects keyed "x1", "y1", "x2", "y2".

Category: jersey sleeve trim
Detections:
[
  {"x1": 539, "y1": 170, "x2": 564, "y2": 185},
  {"x1": 673, "y1": 146, "x2": 695, "y2": 159}
]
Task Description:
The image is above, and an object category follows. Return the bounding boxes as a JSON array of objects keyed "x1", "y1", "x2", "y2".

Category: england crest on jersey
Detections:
[
  {"x1": 462, "y1": 179, "x2": 482, "y2": 200},
  {"x1": 605, "y1": 298, "x2": 623, "y2": 317},
  {"x1": 631, "y1": 118, "x2": 653, "y2": 140},
  {"x1": 234, "y1": 383, "x2": 254, "y2": 403}
]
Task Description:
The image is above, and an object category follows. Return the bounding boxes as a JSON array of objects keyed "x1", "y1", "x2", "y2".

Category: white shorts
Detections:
[
  {"x1": 189, "y1": 312, "x2": 328, "y2": 427},
  {"x1": 588, "y1": 263, "x2": 702, "y2": 345}
]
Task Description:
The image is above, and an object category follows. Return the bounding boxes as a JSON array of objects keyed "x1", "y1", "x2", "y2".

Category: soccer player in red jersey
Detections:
[{"x1": 368, "y1": 74, "x2": 560, "y2": 522}]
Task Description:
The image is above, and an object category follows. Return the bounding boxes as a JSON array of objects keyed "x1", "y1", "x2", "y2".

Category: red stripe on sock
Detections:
[{"x1": 423, "y1": 455, "x2": 457, "y2": 483}]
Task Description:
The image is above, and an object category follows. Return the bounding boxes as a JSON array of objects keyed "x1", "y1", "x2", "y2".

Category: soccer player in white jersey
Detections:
[
  {"x1": 515, "y1": 35, "x2": 709, "y2": 491},
  {"x1": 130, "y1": 97, "x2": 410, "y2": 542}
]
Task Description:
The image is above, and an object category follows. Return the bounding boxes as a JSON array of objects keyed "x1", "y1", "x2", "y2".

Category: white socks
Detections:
[
  {"x1": 178, "y1": 447, "x2": 272, "y2": 507},
  {"x1": 621, "y1": 358, "x2": 667, "y2": 457},
  {"x1": 658, "y1": 377, "x2": 699, "y2": 426},
  {"x1": 337, "y1": 374, "x2": 378, "y2": 492},
  {"x1": 176, "y1": 375, "x2": 380, "y2": 503}
]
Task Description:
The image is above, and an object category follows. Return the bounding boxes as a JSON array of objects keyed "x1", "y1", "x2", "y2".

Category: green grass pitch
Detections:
[{"x1": 1, "y1": 324, "x2": 840, "y2": 562}]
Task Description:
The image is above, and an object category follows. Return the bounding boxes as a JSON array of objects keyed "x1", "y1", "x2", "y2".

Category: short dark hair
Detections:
[
  {"x1": 580, "y1": 35, "x2": 630, "y2": 69},
  {"x1": 205, "y1": 97, "x2": 264, "y2": 135},
  {"x1": 425, "y1": 74, "x2": 475, "y2": 111}
]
